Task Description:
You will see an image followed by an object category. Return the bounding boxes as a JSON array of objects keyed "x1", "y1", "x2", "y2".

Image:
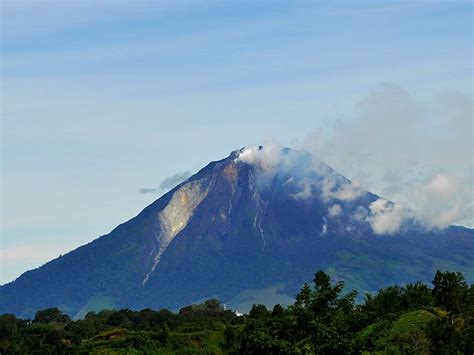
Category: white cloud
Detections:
[
  {"x1": 411, "y1": 173, "x2": 473, "y2": 229},
  {"x1": 290, "y1": 182, "x2": 313, "y2": 200},
  {"x1": 352, "y1": 206, "x2": 368, "y2": 221},
  {"x1": 333, "y1": 181, "x2": 364, "y2": 201},
  {"x1": 236, "y1": 138, "x2": 284, "y2": 171},
  {"x1": 321, "y1": 178, "x2": 364, "y2": 202},
  {"x1": 320, "y1": 218, "x2": 328, "y2": 236},
  {"x1": 367, "y1": 198, "x2": 407, "y2": 235},
  {"x1": 328, "y1": 204, "x2": 342, "y2": 217},
  {"x1": 423, "y1": 174, "x2": 458, "y2": 201}
]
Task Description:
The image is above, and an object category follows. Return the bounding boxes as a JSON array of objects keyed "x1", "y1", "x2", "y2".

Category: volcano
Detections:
[{"x1": 1, "y1": 147, "x2": 473, "y2": 318}]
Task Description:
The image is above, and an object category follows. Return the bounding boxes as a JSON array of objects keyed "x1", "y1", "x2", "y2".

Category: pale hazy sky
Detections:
[{"x1": 1, "y1": 0, "x2": 472, "y2": 284}]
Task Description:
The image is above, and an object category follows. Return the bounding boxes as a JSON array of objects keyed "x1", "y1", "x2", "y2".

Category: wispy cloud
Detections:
[
  {"x1": 159, "y1": 171, "x2": 191, "y2": 190},
  {"x1": 139, "y1": 171, "x2": 192, "y2": 194},
  {"x1": 1, "y1": 1, "x2": 185, "y2": 37},
  {"x1": 138, "y1": 188, "x2": 159, "y2": 194}
]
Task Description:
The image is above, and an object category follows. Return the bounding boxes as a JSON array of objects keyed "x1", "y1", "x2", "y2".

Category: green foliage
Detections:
[
  {"x1": 432, "y1": 270, "x2": 468, "y2": 313},
  {"x1": 248, "y1": 304, "x2": 270, "y2": 320},
  {"x1": 0, "y1": 270, "x2": 472, "y2": 354},
  {"x1": 403, "y1": 282, "x2": 434, "y2": 310},
  {"x1": 179, "y1": 298, "x2": 227, "y2": 319},
  {"x1": 33, "y1": 307, "x2": 71, "y2": 324}
]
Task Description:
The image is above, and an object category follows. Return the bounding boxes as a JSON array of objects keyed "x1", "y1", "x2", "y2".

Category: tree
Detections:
[
  {"x1": 21, "y1": 323, "x2": 67, "y2": 353},
  {"x1": 291, "y1": 271, "x2": 356, "y2": 354},
  {"x1": 248, "y1": 304, "x2": 270, "y2": 320},
  {"x1": 1, "y1": 270, "x2": 471, "y2": 354},
  {"x1": 0, "y1": 314, "x2": 28, "y2": 354},
  {"x1": 427, "y1": 316, "x2": 467, "y2": 354},
  {"x1": 106, "y1": 309, "x2": 133, "y2": 328},
  {"x1": 178, "y1": 298, "x2": 227, "y2": 318},
  {"x1": 33, "y1": 308, "x2": 70, "y2": 324},
  {"x1": 271, "y1": 304, "x2": 285, "y2": 318},
  {"x1": 402, "y1": 282, "x2": 434, "y2": 310},
  {"x1": 363, "y1": 285, "x2": 404, "y2": 320},
  {"x1": 311, "y1": 270, "x2": 344, "y2": 315},
  {"x1": 295, "y1": 282, "x2": 312, "y2": 307},
  {"x1": 432, "y1": 270, "x2": 468, "y2": 313}
]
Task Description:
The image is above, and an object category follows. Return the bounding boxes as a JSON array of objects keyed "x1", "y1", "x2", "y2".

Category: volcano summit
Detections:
[{"x1": 1, "y1": 147, "x2": 473, "y2": 318}]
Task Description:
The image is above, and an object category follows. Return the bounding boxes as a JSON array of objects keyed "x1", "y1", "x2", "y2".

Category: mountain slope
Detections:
[{"x1": 1, "y1": 147, "x2": 473, "y2": 318}]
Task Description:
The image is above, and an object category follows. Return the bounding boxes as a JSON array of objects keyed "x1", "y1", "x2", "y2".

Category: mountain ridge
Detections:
[{"x1": 1, "y1": 147, "x2": 473, "y2": 318}]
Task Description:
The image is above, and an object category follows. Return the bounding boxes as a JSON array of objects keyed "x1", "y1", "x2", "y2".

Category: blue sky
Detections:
[{"x1": 1, "y1": 0, "x2": 472, "y2": 284}]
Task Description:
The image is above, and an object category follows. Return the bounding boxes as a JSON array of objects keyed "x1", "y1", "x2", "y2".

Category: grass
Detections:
[
  {"x1": 82, "y1": 328, "x2": 226, "y2": 354},
  {"x1": 168, "y1": 330, "x2": 225, "y2": 354},
  {"x1": 389, "y1": 310, "x2": 437, "y2": 337}
]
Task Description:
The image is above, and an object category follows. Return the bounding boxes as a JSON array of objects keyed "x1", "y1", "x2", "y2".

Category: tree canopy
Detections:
[{"x1": 1, "y1": 270, "x2": 472, "y2": 354}]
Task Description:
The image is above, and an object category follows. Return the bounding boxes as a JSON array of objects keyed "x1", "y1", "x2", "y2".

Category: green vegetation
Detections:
[{"x1": 1, "y1": 270, "x2": 472, "y2": 354}]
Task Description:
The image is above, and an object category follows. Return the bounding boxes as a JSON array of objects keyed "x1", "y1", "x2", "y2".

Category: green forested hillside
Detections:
[{"x1": 1, "y1": 270, "x2": 472, "y2": 354}]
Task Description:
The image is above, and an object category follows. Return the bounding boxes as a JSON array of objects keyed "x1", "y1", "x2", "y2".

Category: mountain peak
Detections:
[{"x1": 230, "y1": 145, "x2": 311, "y2": 173}]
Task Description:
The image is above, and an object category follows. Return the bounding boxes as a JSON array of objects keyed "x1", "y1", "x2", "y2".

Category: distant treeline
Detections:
[{"x1": 1, "y1": 270, "x2": 473, "y2": 354}]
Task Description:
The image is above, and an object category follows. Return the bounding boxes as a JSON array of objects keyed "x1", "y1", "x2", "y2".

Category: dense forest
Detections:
[{"x1": 1, "y1": 270, "x2": 472, "y2": 354}]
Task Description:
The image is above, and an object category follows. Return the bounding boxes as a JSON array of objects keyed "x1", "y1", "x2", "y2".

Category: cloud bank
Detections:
[
  {"x1": 299, "y1": 83, "x2": 473, "y2": 229},
  {"x1": 413, "y1": 174, "x2": 472, "y2": 229}
]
